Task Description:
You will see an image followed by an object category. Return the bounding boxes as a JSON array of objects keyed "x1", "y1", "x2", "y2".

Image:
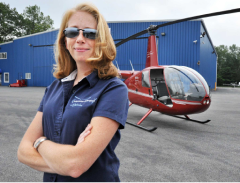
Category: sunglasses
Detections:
[{"x1": 63, "y1": 27, "x2": 97, "y2": 39}]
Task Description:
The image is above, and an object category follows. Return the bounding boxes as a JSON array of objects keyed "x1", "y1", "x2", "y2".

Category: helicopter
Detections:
[{"x1": 114, "y1": 8, "x2": 240, "y2": 132}]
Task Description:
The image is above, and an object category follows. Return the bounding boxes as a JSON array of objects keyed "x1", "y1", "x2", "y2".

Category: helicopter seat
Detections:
[
  {"x1": 156, "y1": 82, "x2": 173, "y2": 106},
  {"x1": 157, "y1": 82, "x2": 169, "y2": 97},
  {"x1": 151, "y1": 78, "x2": 160, "y2": 100}
]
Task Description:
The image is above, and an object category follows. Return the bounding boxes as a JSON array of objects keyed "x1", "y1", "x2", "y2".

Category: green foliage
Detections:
[
  {"x1": 0, "y1": 2, "x2": 24, "y2": 43},
  {"x1": 22, "y1": 5, "x2": 54, "y2": 35},
  {"x1": 215, "y1": 44, "x2": 240, "y2": 86},
  {"x1": 0, "y1": 3, "x2": 54, "y2": 43}
]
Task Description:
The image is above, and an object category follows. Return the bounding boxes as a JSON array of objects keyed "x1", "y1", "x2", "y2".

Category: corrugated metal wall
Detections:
[
  {"x1": 0, "y1": 30, "x2": 58, "y2": 86},
  {"x1": 0, "y1": 42, "x2": 14, "y2": 85},
  {"x1": 199, "y1": 22, "x2": 217, "y2": 89},
  {"x1": 33, "y1": 46, "x2": 55, "y2": 86},
  {"x1": 0, "y1": 21, "x2": 217, "y2": 88}
]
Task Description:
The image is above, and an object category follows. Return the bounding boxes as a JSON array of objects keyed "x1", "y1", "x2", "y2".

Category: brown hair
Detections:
[{"x1": 53, "y1": 3, "x2": 118, "y2": 79}]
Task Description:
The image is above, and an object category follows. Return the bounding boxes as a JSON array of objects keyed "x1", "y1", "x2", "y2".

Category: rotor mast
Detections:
[{"x1": 145, "y1": 25, "x2": 159, "y2": 68}]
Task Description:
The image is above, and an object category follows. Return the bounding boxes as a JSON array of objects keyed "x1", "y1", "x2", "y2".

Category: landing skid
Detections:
[
  {"x1": 170, "y1": 115, "x2": 211, "y2": 124},
  {"x1": 126, "y1": 121, "x2": 157, "y2": 132},
  {"x1": 127, "y1": 103, "x2": 210, "y2": 132},
  {"x1": 126, "y1": 106, "x2": 157, "y2": 132}
]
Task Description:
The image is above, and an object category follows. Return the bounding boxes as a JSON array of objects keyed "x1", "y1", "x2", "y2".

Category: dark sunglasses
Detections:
[{"x1": 63, "y1": 27, "x2": 97, "y2": 39}]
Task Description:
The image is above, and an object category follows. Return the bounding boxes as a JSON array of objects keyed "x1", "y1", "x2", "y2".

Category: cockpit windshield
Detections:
[{"x1": 164, "y1": 67, "x2": 206, "y2": 101}]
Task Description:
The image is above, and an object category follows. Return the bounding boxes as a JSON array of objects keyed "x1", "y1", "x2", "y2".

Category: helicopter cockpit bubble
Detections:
[
  {"x1": 181, "y1": 66, "x2": 210, "y2": 96},
  {"x1": 164, "y1": 66, "x2": 207, "y2": 102}
]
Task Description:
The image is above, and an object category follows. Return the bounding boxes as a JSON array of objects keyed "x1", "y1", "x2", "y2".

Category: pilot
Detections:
[{"x1": 18, "y1": 3, "x2": 129, "y2": 182}]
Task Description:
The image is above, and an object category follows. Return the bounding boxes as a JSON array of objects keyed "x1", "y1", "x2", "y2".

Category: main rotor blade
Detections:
[
  {"x1": 115, "y1": 29, "x2": 148, "y2": 47},
  {"x1": 115, "y1": 8, "x2": 240, "y2": 47},
  {"x1": 154, "y1": 8, "x2": 240, "y2": 30}
]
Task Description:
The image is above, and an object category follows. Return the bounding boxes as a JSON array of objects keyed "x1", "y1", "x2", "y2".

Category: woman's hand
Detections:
[{"x1": 76, "y1": 124, "x2": 92, "y2": 145}]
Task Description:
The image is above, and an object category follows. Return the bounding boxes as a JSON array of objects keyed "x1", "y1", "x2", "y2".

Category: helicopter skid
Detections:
[
  {"x1": 126, "y1": 121, "x2": 157, "y2": 132},
  {"x1": 170, "y1": 115, "x2": 211, "y2": 124},
  {"x1": 126, "y1": 108, "x2": 157, "y2": 132}
]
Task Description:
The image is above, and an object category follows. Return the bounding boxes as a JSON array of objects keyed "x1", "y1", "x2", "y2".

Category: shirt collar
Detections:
[
  {"x1": 61, "y1": 70, "x2": 78, "y2": 82},
  {"x1": 85, "y1": 70, "x2": 99, "y2": 88},
  {"x1": 61, "y1": 69, "x2": 99, "y2": 88}
]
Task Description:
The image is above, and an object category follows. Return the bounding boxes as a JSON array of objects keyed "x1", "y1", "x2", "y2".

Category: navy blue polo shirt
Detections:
[{"x1": 38, "y1": 70, "x2": 129, "y2": 182}]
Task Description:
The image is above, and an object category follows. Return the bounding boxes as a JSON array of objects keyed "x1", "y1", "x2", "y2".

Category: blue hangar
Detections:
[{"x1": 0, "y1": 20, "x2": 217, "y2": 89}]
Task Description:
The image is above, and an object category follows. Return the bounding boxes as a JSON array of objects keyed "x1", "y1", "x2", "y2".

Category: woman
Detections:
[{"x1": 17, "y1": 3, "x2": 129, "y2": 182}]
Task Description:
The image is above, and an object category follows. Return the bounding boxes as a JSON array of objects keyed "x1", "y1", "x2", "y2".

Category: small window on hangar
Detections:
[
  {"x1": 4, "y1": 72, "x2": 9, "y2": 83},
  {"x1": 25, "y1": 73, "x2": 31, "y2": 79},
  {"x1": 0, "y1": 52, "x2": 7, "y2": 59}
]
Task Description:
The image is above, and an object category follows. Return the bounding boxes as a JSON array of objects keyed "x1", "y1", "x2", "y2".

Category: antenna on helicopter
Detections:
[
  {"x1": 129, "y1": 60, "x2": 135, "y2": 71},
  {"x1": 115, "y1": 60, "x2": 122, "y2": 77},
  {"x1": 115, "y1": 60, "x2": 120, "y2": 71}
]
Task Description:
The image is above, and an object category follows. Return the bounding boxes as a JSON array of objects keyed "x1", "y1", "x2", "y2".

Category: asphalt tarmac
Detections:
[{"x1": 0, "y1": 86, "x2": 239, "y2": 182}]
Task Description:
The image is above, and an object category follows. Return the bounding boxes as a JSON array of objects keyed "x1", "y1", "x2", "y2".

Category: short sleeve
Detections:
[
  {"x1": 38, "y1": 87, "x2": 48, "y2": 112},
  {"x1": 92, "y1": 81, "x2": 129, "y2": 129}
]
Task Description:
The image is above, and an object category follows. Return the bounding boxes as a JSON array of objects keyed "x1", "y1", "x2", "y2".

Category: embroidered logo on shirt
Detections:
[{"x1": 70, "y1": 96, "x2": 97, "y2": 107}]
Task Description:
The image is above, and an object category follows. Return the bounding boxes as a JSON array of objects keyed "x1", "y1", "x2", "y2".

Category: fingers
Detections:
[
  {"x1": 79, "y1": 124, "x2": 92, "y2": 137},
  {"x1": 86, "y1": 124, "x2": 93, "y2": 131},
  {"x1": 77, "y1": 124, "x2": 92, "y2": 145},
  {"x1": 77, "y1": 130, "x2": 91, "y2": 144}
]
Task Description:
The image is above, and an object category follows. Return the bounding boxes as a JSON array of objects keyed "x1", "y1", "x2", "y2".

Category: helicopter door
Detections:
[
  {"x1": 142, "y1": 70, "x2": 150, "y2": 88},
  {"x1": 150, "y1": 69, "x2": 172, "y2": 107}
]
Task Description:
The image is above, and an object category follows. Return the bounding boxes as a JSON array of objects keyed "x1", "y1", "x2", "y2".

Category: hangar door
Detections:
[{"x1": 33, "y1": 46, "x2": 56, "y2": 86}]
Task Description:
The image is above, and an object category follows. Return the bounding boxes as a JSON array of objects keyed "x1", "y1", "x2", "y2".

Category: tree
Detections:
[
  {"x1": 22, "y1": 5, "x2": 54, "y2": 35},
  {"x1": 215, "y1": 44, "x2": 240, "y2": 86},
  {"x1": 0, "y1": 2, "x2": 24, "y2": 43},
  {"x1": 0, "y1": 3, "x2": 54, "y2": 43},
  {"x1": 228, "y1": 45, "x2": 240, "y2": 83}
]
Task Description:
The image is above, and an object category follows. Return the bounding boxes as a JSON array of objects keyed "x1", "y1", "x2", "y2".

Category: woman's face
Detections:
[{"x1": 65, "y1": 11, "x2": 97, "y2": 63}]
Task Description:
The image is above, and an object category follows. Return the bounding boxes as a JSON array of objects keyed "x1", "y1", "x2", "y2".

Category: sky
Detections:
[{"x1": 3, "y1": 0, "x2": 240, "y2": 47}]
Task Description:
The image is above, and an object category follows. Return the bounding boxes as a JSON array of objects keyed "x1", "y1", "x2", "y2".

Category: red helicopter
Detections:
[{"x1": 115, "y1": 8, "x2": 240, "y2": 131}]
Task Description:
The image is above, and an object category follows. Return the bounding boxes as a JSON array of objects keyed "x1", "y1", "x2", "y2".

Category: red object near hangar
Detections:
[{"x1": 9, "y1": 79, "x2": 27, "y2": 87}]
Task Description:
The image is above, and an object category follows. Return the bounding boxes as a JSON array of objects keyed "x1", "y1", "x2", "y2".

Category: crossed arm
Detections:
[{"x1": 17, "y1": 111, "x2": 119, "y2": 178}]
